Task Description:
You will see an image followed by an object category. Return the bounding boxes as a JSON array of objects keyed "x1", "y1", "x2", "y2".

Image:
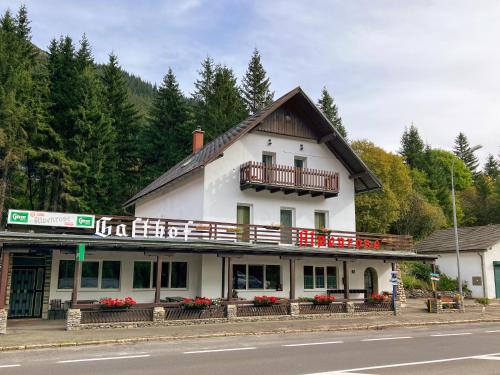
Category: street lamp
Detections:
[{"x1": 451, "y1": 144, "x2": 482, "y2": 308}]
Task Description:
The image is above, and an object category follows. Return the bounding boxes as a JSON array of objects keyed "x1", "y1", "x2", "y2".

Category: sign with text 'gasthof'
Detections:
[{"x1": 7, "y1": 209, "x2": 95, "y2": 229}]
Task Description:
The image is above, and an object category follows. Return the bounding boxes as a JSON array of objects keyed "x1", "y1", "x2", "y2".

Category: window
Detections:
[
  {"x1": 133, "y1": 261, "x2": 151, "y2": 289},
  {"x1": 101, "y1": 261, "x2": 120, "y2": 289},
  {"x1": 304, "y1": 266, "x2": 314, "y2": 289},
  {"x1": 304, "y1": 266, "x2": 337, "y2": 289},
  {"x1": 58, "y1": 260, "x2": 75, "y2": 289},
  {"x1": 233, "y1": 264, "x2": 281, "y2": 290},
  {"x1": 327, "y1": 266, "x2": 337, "y2": 289},
  {"x1": 152, "y1": 262, "x2": 170, "y2": 289},
  {"x1": 314, "y1": 211, "x2": 327, "y2": 230},
  {"x1": 81, "y1": 261, "x2": 99, "y2": 288},
  {"x1": 233, "y1": 264, "x2": 247, "y2": 289},
  {"x1": 171, "y1": 262, "x2": 188, "y2": 288},
  {"x1": 248, "y1": 265, "x2": 264, "y2": 289}
]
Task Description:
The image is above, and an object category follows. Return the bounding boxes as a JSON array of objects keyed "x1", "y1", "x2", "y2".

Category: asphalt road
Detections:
[{"x1": 1, "y1": 322, "x2": 500, "y2": 374}]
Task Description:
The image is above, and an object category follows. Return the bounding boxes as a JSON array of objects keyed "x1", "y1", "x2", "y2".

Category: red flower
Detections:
[{"x1": 312, "y1": 295, "x2": 336, "y2": 305}]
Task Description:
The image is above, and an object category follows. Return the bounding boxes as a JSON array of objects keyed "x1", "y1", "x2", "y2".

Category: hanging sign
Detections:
[
  {"x1": 7, "y1": 209, "x2": 95, "y2": 229},
  {"x1": 430, "y1": 273, "x2": 440, "y2": 281},
  {"x1": 76, "y1": 243, "x2": 85, "y2": 262}
]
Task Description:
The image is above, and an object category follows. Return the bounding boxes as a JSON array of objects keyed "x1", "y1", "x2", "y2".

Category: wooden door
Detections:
[
  {"x1": 280, "y1": 209, "x2": 293, "y2": 244},
  {"x1": 494, "y1": 262, "x2": 500, "y2": 298},
  {"x1": 237, "y1": 205, "x2": 251, "y2": 242},
  {"x1": 9, "y1": 267, "x2": 44, "y2": 318}
]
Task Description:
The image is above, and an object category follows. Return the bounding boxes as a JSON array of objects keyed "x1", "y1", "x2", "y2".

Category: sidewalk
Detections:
[{"x1": 1, "y1": 299, "x2": 499, "y2": 351}]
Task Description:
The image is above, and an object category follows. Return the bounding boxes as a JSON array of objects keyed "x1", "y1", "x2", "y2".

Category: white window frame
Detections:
[
  {"x1": 233, "y1": 264, "x2": 282, "y2": 291},
  {"x1": 303, "y1": 265, "x2": 338, "y2": 290},
  {"x1": 132, "y1": 260, "x2": 189, "y2": 291},
  {"x1": 56, "y1": 259, "x2": 122, "y2": 291},
  {"x1": 314, "y1": 210, "x2": 329, "y2": 230}
]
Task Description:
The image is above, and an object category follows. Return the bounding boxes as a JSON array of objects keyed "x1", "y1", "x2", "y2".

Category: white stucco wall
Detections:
[
  {"x1": 134, "y1": 171, "x2": 204, "y2": 220},
  {"x1": 203, "y1": 132, "x2": 356, "y2": 230},
  {"x1": 484, "y1": 243, "x2": 500, "y2": 298},
  {"x1": 435, "y1": 252, "x2": 485, "y2": 298}
]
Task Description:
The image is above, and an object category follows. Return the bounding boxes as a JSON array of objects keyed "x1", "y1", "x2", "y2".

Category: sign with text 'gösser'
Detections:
[{"x1": 7, "y1": 209, "x2": 95, "y2": 229}]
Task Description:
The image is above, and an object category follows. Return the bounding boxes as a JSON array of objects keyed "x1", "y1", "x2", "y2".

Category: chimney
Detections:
[{"x1": 192, "y1": 127, "x2": 204, "y2": 153}]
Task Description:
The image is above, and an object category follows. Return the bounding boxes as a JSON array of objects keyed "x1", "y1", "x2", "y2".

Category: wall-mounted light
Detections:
[
  {"x1": 299, "y1": 144, "x2": 304, "y2": 151},
  {"x1": 267, "y1": 139, "x2": 272, "y2": 146},
  {"x1": 351, "y1": 269, "x2": 356, "y2": 274}
]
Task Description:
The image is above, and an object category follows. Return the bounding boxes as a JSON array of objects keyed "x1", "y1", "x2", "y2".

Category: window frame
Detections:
[
  {"x1": 57, "y1": 259, "x2": 122, "y2": 291},
  {"x1": 233, "y1": 264, "x2": 282, "y2": 291},
  {"x1": 314, "y1": 210, "x2": 329, "y2": 231},
  {"x1": 134, "y1": 260, "x2": 189, "y2": 290},
  {"x1": 303, "y1": 265, "x2": 338, "y2": 290}
]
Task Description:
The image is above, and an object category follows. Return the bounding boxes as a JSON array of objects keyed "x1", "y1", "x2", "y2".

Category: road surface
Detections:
[{"x1": 1, "y1": 322, "x2": 500, "y2": 374}]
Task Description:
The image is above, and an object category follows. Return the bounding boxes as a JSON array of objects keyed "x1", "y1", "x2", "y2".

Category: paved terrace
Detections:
[{"x1": 1, "y1": 299, "x2": 499, "y2": 351}]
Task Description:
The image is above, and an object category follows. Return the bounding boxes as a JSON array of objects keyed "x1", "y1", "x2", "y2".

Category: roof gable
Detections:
[{"x1": 125, "y1": 87, "x2": 382, "y2": 207}]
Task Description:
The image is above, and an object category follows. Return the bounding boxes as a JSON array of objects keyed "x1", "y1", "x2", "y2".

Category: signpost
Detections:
[
  {"x1": 430, "y1": 272, "x2": 440, "y2": 294},
  {"x1": 390, "y1": 270, "x2": 398, "y2": 315},
  {"x1": 7, "y1": 209, "x2": 94, "y2": 229}
]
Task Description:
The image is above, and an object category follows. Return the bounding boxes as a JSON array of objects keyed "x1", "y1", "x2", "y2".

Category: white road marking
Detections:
[
  {"x1": 486, "y1": 330, "x2": 500, "y2": 333},
  {"x1": 303, "y1": 352, "x2": 500, "y2": 375},
  {"x1": 283, "y1": 341, "x2": 344, "y2": 347},
  {"x1": 184, "y1": 347, "x2": 256, "y2": 354},
  {"x1": 361, "y1": 336, "x2": 412, "y2": 342},
  {"x1": 0, "y1": 365, "x2": 21, "y2": 369},
  {"x1": 475, "y1": 355, "x2": 500, "y2": 361},
  {"x1": 56, "y1": 354, "x2": 150, "y2": 364},
  {"x1": 430, "y1": 332, "x2": 472, "y2": 337}
]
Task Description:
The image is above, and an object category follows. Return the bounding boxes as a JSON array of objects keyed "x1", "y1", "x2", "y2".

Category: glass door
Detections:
[
  {"x1": 294, "y1": 157, "x2": 305, "y2": 187},
  {"x1": 237, "y1": 205, "x2": 251, "y2": 242},
  {"x1": 280, "y1": 209, "x2": 293, "y2": 244},
  {"x1": 262, "y1": 153, "x2": 274, "y2": 183},
  {"x1": 9, "y1": 267, "x2": 44, "y2": 318}
]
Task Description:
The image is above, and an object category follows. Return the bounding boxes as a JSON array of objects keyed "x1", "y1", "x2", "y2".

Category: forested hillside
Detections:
[{"x1": 1, "y1": 6, "x2": 500, "y2": 240}]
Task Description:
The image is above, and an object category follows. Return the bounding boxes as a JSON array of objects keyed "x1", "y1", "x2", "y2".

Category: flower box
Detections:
[
  {"x1": 253, "y1": 296, "x2": 279, "y2": 307},
  {"x1": 181, "y1": 297, "x2": 213, "y2": 310},
  {"x1": 99, "y1": 297, "x2": 137, "y2": 310},
  {"x1": 366, "y1": 293, "x2": 388, "y2": 304},
  {"x1": 312, "y1": 294, "x2": 336, "y2": 305}
]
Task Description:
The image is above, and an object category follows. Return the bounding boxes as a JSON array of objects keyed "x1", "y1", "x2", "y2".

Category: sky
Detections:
[{"x1": 2, "y1": 0, "x2": 499, "y2": 165}]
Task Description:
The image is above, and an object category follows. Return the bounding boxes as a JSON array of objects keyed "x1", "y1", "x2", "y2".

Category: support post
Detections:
[
  {"x1": 71, "y1": 255, "x2": 81, "y2": 307},
  {"x1": 343, "y1": 261, "x2": 349, "y2": 300},
  {"x1": 221, "y1": 257, "x2": 226, "y2": 299},
  {"x1": 289, "y1": 258, "x2": 296, "y2": 300},
  {"x1": 155, "y1": 255, "x2": 163, "y2": 304},
  {"x1": 431, "y1": 262, "x2": 437, "y2": 299},
  {"x1": 227, "y1": 257, "x2": 232, "y2": 300},
  {"x1": 391, "y1": 262, "x2": 399, "y2": 316},
  {"x1": 0, "y1": 251, "x2": 10, "y2": 309}
]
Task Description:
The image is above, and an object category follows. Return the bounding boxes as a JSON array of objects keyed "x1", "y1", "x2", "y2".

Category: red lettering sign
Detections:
[{"x1": 297, "y1": 230, "x2": 382, "y2": 251}]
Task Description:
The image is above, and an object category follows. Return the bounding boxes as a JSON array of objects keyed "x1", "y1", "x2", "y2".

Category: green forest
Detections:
[{"x1": 1, "y1": 6, "x2": 500, "y2": 242}]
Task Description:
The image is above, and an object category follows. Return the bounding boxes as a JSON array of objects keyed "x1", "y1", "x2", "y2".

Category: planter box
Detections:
[
  {"x1": 236, "y1": 304, "x2": 289, "y2": 317},
  {"x1": 81, "y1": 308, "x2": 153, "y2": 324},
  {"x1": 165, "y1": 306, "x2": 225, "y2": 320},
  {"x1": 299, "y1": 303, "x2": 346, "y2": 314}
]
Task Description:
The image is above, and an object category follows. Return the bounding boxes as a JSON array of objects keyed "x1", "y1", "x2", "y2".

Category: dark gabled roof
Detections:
[
  {"x1": 415, "y1": 224, "x2": 500, "y2": 253},
  {"x1": 124, "y1": 87, "x2": 382, "y2": 207}
]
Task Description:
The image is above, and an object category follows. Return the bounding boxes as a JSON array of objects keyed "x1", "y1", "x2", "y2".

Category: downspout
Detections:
[{"x1": 478, "y1": 251, "x2": 487, "y2": 298}]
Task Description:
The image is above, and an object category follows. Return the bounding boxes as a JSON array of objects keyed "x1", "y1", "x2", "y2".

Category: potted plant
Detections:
[
  {"x1": 253, "y1": 296, "x2": 279, "y2": 307},
  {"x1": 312, "y1": 295, "x2": 336, "y2": 305},
  {"x1": 99, "y1": 297, "x2": 137, "y2": 310},
  {"x1": 181, "y1": 297, "x2": 213, "y2": 310},
  {"x1": 476, "y1": 297, "x2": 490, "y2": 313}
]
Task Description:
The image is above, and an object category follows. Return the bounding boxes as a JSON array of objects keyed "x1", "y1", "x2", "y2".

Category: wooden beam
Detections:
[
  {"x1": 270, "y1": 188, "x2": 280, "y2": 193},
  {"x1": 343, "y1": 261, "x2": 349, "y2": 300},
  {"x1": 289, "y1": 258, "x2": 296, "y2": 300},
  {"x1": 71, "y1": 256, "x2": 81, "y2": 308},
  {"x1": 311, "y1": 192, "x2": 323, "y2": 197},
  {"x1": 255, "y1": 186, "x2": 266, "y2": 192},
  {"x1": 349, "y1": 171, "x2": 368, "y2": 179},
  {"x1": 0, "y1": 251, "x2": 10, "y2": 309},
  {"x1": 297, "y1": 191, "x2": 309, "y2": 196},
  {"x1": 154, "y1": 255, "x2": 163, "y2": 304},
  {"x1": 283, "y1": 189, "x2": 295, "y2": 195},
  {"x1": 227, "y1": 257, "x2": 232, "y2": 301},
  {"x1": 319, "y1": 133, "x2": 337, "y2": 144}
]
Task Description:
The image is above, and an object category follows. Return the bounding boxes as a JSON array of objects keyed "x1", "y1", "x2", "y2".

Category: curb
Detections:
[{"x1": 2, "y1": 317, "x2": 500, "y2": 352}]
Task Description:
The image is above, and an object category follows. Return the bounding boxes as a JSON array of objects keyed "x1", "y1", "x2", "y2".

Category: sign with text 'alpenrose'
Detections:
[{"x1": 7, "y1": 209, "x2": 95, "y2": 229}]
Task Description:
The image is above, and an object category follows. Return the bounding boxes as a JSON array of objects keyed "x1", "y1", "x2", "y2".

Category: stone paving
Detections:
[{"x1": 1, "y1": 299, "x2": 499, "y2": 350}]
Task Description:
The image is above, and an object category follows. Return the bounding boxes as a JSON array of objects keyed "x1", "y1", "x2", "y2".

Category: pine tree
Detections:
[
  {"x1": 101, "y1": 53, "x2": 142, "y2": 211},
  {"x1": 241, "y1": 48, "x2": 274, "y2": 114},
  {"x1": 399, "y1": 123, "x2": 425, "y2": 169},
  {"x1": 317, "y1": 87, "x2": 347, "y2": 138},
  {"x1": 484, "y1": 154, "x2": 500, "y2": 180},
  {"x1": 204, "y1": 65, "x2": 248, "y2": 141},
  {"x1": 453, "y1": 132, "x2": 479, "y2": 175},
  {"x1": 144, "y1": 68, "x2": 191, "y2": 181}
]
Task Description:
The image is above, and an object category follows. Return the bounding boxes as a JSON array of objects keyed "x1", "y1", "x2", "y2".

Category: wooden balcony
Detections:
[{"x1": 240, "y1": 161, "x2": 340, "y2": 198}]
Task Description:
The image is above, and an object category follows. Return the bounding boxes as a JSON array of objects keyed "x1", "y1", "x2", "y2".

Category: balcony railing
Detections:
[{"x1": 240, "y1": 161, "x2": 339, "y2": 198}]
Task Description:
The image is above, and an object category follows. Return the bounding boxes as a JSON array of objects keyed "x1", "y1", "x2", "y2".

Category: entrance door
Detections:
[
  {"x1": 294, "y1": 158, "x2": 305, "y2": 187},
  {"x1": 237, "y1": 205, "x2": 251, "y2": 242},
  {"x1": 9, "y1": 267, "x2": 44, "y2": 318},
  {"x1": 280, "y1": 209, "x2": 293, "y2": 244},
  {"x1": 494, "y1": 262, "x2": 500, "y2": 298},
  {"x1": 262, "y1": 153, "x2": 274, "y2": 183},
  {"x1": 364, "y1": 268, "x2": 378, "y2": 296}
]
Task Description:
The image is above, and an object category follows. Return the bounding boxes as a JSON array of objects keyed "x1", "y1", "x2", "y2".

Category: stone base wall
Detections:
[
  {"x1": 0, "y1": 309, "x2": 7, "y2": 334},
  {"x1": 66, "y1": 309, "x2": 81, "y2": 331},
  {"x1": 408, "y1": 289, "x2": 472, "y2": 299}
]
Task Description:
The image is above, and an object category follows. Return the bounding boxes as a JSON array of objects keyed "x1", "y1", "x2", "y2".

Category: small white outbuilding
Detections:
[{"x1": 415, "y1": 224, "x2": 500, "y2": 299}]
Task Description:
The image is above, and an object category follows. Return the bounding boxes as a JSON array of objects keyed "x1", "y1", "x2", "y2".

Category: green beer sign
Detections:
[{"x1": 7, "y1": 209, "x2": 95, "y2": 229}]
